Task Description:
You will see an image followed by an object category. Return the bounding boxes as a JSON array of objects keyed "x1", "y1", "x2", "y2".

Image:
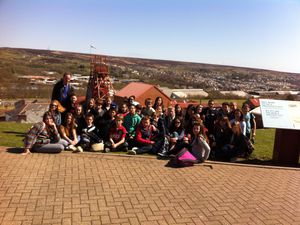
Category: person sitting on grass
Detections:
[
  {"x1": 184, "y1": 114, "x2": 203, "y2": 137},
  {"x1": 123, "y1": 104, "x2": 141, "y2": 149},
  {"x1": 221, "y1": 121, "x2": 253, "y2": 161},
  {"x1": 212, "y1": 116, "x2": 232, "y2": 160},
  {"x1": 104, "y1": 114, "x2": 128, "y2": 153},
  {"x1": 151, "y1": 112, "x2": 169, "y2": 157},
  {"x1": 97, "y1": 107, "x2": 117, "y2": 141},
  {"x1": 73, "y1": 104, "x2": 86, "y2": 136},
  {"x1": 187, "y1": 122, "x2": 211, "y2": 163},
  {"x1": 74, "y1": 113, "x2": 101, "y2": 153},
  {"x1": 167, "y1": 116, "x2": 185, "y2": 153},
  {"x1": 22, "y1": 112, "x2": 68, "y2": 155},
  {"x1": 59, "y1": 112, "x2": 78, "y2": 151},
  {"x1": 127, "y1": 116, "x2": 159, "y2": 155},
  {"x1": 168, "y1": 122, "x2": 210, "y2": 163}
]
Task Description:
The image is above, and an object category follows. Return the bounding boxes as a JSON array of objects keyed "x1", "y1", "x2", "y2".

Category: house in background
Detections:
[
  {"x1": 114, "y1": 82, "x2": 171, "y2": 107},
  {"x1": 220, "y1": 91, "x2": 248, "y2": 98},
  {"x1": 5, "y1": 100, "x2": 49, "y2": 123},
  {"x1": 5, "y1": 100, "x2": 27, "y2": 121},
  {"x1": 17, "y1": 101, "x2": 49, "y2": 123},
  {"x1": 159, "y1": 87, "x2": 208, "y2": 99},
  {"x1": 171, "y1": 89, "x2": 209, "y2": 99}
]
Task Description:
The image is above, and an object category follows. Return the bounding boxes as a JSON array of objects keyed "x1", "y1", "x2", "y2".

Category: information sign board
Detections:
[{"x1": 260, "y1": 99, "x2": 300, "y2": 130}]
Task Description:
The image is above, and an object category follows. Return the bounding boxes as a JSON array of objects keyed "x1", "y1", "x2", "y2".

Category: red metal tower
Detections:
[{"x1": 86, "y1": 55, "x2": 115, "y2": 103}]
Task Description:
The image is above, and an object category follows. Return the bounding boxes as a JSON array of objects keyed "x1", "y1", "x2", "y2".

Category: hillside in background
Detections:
[{"x1": 0, "y1": 47, "x2": 300, "y2": 99}]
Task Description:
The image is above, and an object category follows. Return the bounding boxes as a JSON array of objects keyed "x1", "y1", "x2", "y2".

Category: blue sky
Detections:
[{"x1": 1, "y1": 0, "x2": 300, "y2": 73}]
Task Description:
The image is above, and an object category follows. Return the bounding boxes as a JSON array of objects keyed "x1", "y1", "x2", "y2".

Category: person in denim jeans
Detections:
[
  {"x1": 128, "y1": 116, "x2": 160, "y2": 155},
  {"x1": 104, "y1": 114, "x2": 128, "y2": 153},
  {"x1": 23, "y1": 112, "x2": 68, "y2": 155}
]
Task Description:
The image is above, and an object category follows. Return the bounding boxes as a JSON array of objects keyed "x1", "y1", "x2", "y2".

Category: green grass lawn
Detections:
[
  {"x1": 237, "y1": 128, "x2": 275, "y2": 165},
  {"x1": 251, "y1": 128, "x2": 275, "y2": 160},
  {"x1": 0, "y1": 122, "x2": 276, "y2": 163},
  {"x1": 0, "y1": 122, "x2": 32, "y2": 148}
]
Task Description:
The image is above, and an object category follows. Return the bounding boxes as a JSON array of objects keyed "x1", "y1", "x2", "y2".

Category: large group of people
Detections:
[{"x1": 22, "y1": 72, "x2": 256, "y2": 164}]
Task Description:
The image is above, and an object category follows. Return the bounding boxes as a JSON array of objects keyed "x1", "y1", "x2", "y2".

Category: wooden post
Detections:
[{"x1": 273, "y1": 129, "x2": 300, "y2": 166}]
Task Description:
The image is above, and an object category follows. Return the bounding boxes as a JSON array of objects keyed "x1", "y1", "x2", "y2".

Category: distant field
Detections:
[
  {"x1": 198, "y1": 99, "x2": 246, "y2": 107},
  {"x1": 1, "y1": 47, "x2": 300, "y2": 99},
  {"x1": 0, "y1": 122, "x2": 276, "y2": 164}
]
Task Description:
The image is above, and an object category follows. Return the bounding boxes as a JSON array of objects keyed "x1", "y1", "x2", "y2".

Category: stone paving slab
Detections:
[{"x1": 0, "y1": 147, "x2": 299, "y2": 225}]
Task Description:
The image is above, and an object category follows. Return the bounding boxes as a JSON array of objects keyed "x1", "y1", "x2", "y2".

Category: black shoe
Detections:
[{"x1": 158, "y1": 149, "x2": 168, "y2": 157}]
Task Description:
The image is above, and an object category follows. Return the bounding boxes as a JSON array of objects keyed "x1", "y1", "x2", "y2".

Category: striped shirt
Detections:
[{"x1": 24, "y1": 122, "x2": 60, "y2": 149}]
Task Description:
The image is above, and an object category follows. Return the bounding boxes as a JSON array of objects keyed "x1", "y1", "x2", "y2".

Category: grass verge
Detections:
[{"x1": 0, "y1": 122, "x2": 31, "y2": 148}]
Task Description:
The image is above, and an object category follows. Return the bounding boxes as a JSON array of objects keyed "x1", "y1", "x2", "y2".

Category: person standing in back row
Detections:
[
  {"x1": 51, "y1": 72, "x2": 75, "y2": 108},
  {"x1": 201, "y1": 99, "x2": 218, "y2": 135},
  {"x1": 242, "y1": 103, "x2": 256, "y2": 143}
]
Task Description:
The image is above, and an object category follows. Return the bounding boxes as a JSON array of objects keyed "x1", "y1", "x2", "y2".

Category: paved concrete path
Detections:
[{"x1": 0, "y1": 147, "x2": 299, "y2": 225}]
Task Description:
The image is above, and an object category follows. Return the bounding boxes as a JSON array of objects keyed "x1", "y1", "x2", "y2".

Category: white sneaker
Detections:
[
  {"x1": 73, "y1": 146, "x2": 83, "y2": 153},
  {"x1": 127, "y1": 148, "x2": 137, "y2": 155},
  {"x1": 158, "y1": 151, "x2": 168, "y2": 157},
  {"x1": 103, "y1": 147, "x2": 110, "y2": 153},
  {"x1": 68, "y1": 145, "x2": 77, "y2": 151}
]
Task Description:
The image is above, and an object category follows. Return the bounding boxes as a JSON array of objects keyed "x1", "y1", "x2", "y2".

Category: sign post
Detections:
[{"x1": 260, "y1": 99, "x2": 300, "y2": 166}]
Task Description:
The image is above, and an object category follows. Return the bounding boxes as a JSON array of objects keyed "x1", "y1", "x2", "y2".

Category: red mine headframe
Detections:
[{"x1": 86, "y1": 55, "x2": 115, "y2": 103}]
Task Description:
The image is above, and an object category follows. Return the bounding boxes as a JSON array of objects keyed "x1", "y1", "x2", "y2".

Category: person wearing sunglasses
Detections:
[{"x1": 48, "y1": 100, "x2": 61, "y2": 126}]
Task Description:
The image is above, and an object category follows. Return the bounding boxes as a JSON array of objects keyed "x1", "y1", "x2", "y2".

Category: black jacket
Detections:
[{"x1": 51, "y1": 79, "x2": 75, "y2": 107}]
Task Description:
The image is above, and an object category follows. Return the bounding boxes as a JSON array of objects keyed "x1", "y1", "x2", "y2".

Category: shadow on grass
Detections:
[
  {"x1": 3, "y1": 131, "x2": 26, "y2": 137},
  {"x1": 6, "y1": 147, "x2": 24, "y2": 154},
  {"x1": 237, "y1": 158, "x2": 275, "y2": 166}
]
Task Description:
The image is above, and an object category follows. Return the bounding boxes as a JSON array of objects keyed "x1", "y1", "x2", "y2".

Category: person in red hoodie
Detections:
[
  {"x1": 128, "y1": 116, "x2": 158, "y2": 155},
  {"x1": 103, "y1": 114, "x2": 128, "y2": 153}
]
